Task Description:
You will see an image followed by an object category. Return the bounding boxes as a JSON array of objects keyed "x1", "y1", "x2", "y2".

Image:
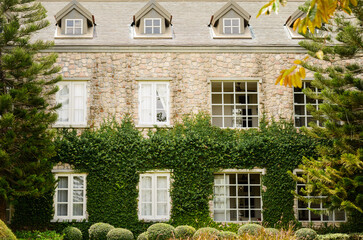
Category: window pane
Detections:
[
  {"x1": 157, "y1": 203, "x2": 167, "y2": 215},
  {"x1": 75, "y1": 20, "x2": 82, "y2": 27},
  {"x1": 67, "y1": 20, "x2": 73, "y2": 26},
  {"x1": 250, "y1": 174, "x2": 260, "y2": 184},
  {"x1": 58, "y1": 177, "x2": 68, "y2": 188},
  {"x1": 145, "y1": 19, "x2": 152, "y2": 26},
  {"x1": 212, "y1": 117, "x2": 223, "y2": 127},
  {"x1": 153, "y1": 27, "x2": 161, "y2": 34},
  {"x1": 74, "y1": 28, "x2": 82, "y2": 35},
  {"x1": 299, "y1": 210, "x2": 309, "y2": 221},
  {"x1": 73, "y1": 204, "x2": 83, "y2": 216},
  {"x1": 250, "y1": 186, "x2": 260, "y2": 196},
  {"x1": 141, "y1": 203, "x2": 152, "y2": 216},
  {"x1": 66, "y1": 28, "x2": 73, "y2": 35},
  {"x1": 141, "y1": 176, "x2": 152, "y2": 188},
  {"x1": 232, "y1": 19, "x2": 239, "y2": 26},
  {"x1": 212, "y1": 106, "x2": 222, "y2": 115},
  {"x1": 224, "y1": 27, "x2": 231, "y2": 34},
  {"x1": 212, "y1": 94, "x2": 222, "y2": 104},
  {"x1": 57, "y1": 190, "x2": 68, "y2": 202},
  {"x1": 141, "y1": 190, "x2": 152, "y2": 202},
  {"x1": 212, "y1": 82, "x2": 222, "y2": 92},
  {"x1": 235, "y1": 82, "x2": 245, "y2": 92},
  {"x1": 232, "y1": 27, "x2": 239, "y2": 34},
  {"x1": 157, "y1": 190, "x2": 167, "y2": 202},
  {"x1": 224, "y1": 94, "x2": 234, "y2": 104},
  {"x1": 57, "y1": 204, "x2": 68, "y2": 216},
  {"x1": 224, "y1": 19, "x2": 231, "y2": 26},
  {"x1": 73, "y1": 190, "x2": 84, "y2": 202},
  {"x1": 226, "y1": 210, "x2": 237, "y2": 221},
  {"x1": 156, "y1": 110, "x2": 167, "y2": 122},
  {"x1": 223, "y1": 82, "x2": 233, "y2": 92},
  {"x1": 335, "y1": 210, "x2": 345, "y2": 221},
  {"x1": 153, "y1": 19, "x2": 161, "y2": 26},
  {"x1": 157, "y1": 176, "x2": 167, "y2": 188},
  {"x1": 73, "y1": 176, "x2": 84, "y2": 188},
  {"x1": 145, "y1": 27, "x2": 152, "y2": 34}
]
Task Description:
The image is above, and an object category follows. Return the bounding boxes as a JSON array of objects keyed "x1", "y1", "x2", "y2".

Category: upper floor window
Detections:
[
  {"x1": 295, "y1": 171, "x2": 346, "y2": 222},
  {"x1": 65, "y1": 19, "x2": 83, "y2": 35},
  {"x1": 214, "y1": 171, "x2": 262, "y2": 222},
  {"x1": 294, "y1": 81, "x2": 322, "y2": 127},
  {"x1": 211, "y1": 81, "x2": 258, "y2": 128},
  {"x1": 54, "y1": 173, "x2": 87, "y2": 221},
  {"x1": 223, "y1": 18, "x2": 240, "y2": 34},
  {"x1": 56, "y1": 81, "x2": 87, "y2": 127},
  {"x1": 139, "y1": 172, "x2": 171, "y2": 221},
  {"x1": 144, "y1": 18, "x2": 161, "y2": 34},
  {"x1": 138, "y1": 82, "x2": 169, "y2": 126}
]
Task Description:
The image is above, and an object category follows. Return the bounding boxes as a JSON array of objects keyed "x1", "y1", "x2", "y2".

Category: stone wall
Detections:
[{"x1": 55, "y1": 51, "x2": 311, "y2": 128}]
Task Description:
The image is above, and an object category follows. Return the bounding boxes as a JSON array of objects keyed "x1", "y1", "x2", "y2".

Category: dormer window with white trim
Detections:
[
  {"x1": 223, "y1": 18, "x2": 240, "y2": 34},
  {"x1": 65, "y1": 19, "x2": 83, "y2": 35},
  {"x1": 144, "y1": 18, "x2": 161, "y2": 34},
  {"x1": 54, "y1": 0, "x2": 95, "y2": 39},
  {"x1": 285, "y1": 10, "x2": 326, "y2": 39}
]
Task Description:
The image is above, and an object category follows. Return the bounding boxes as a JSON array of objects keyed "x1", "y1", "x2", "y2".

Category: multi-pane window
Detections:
[
  {"x1": 144, "y1": 18, "x2": 161, "y2": 34},
  {"x1": 223, "y1": 18, "x2": 240, "y2": 34},
  {"x1": 56, "y1": 81, "x2": 87, "y2": 126},
  {"x1": 294, "y1": 82, "x2": 322, "y2": 127},
  {"x1": 296, "y1": 171, "x2": 346, "y2": 222},
  {"x1": 139, "y1": 173, "x2": 171, "y2": 221},
  {"x1": 65, "y1": 19, "x2": 82, "y2": 35},
  {"x1": 54, "y1": 174, "x2": 87, "y2": 220},
  {"x1": 211, "y1": 81, "x2": 258, "y2": 128},
  {"x1": 139, "y1": 82, "x2": 169, "y2": 125},
  {"x1": 214, "y1": 172, "x2": 262, "y2": 222}
]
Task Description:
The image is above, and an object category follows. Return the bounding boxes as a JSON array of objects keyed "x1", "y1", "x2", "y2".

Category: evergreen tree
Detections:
[
  {"x1": 0, "y1": 0, "x2": 61, "y2": 221},
  {"x1": 292, "y1": 0, "x2": 363, "y2": 219}
]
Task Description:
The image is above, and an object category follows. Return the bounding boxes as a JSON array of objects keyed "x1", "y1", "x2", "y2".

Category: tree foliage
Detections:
[
  {"x1": 289, "y1": 0, "x2": 363, "y2": 216},
  {"x1": 0, "y1": 0, "x2": 61, "y2": 220}
]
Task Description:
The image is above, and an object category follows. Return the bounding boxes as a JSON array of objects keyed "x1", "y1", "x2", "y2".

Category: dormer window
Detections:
[
  {"x1": 144, "y1": 18, "x2": 161, "y2": 34},
  {"x1": 223, "y1": 18, "x2": 240, "y2": 34},
  {"x1": 285, "y1": 10, "x2": 326, "y2": 39},
  {"x1": 209, "y1": 0, "x2": 251, "y2": 39},
  {"x1": 132, "y1": 0, "x2": 173, "y2": 39},
  {"x1": 66, "y1": 19, "x2": 83, "y2": 35},
  {"x1": 54, "y1": 0, "x2": 95, "y2": 39}
]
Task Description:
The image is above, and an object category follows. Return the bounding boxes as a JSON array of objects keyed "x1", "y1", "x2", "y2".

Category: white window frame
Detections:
[
  {"x1": 53, "y1": 173, "x2": 87, "y2": 221},
  {"x1": 213, "y1": 169, "x2": 264, "y2": 222},
  {"x1": 211, "y1": 81, "x2": 259, "y2": 128},
  {"x1": 293, "y1": 81, "x2": 321, "y2": 127},
  {"x1": 138, "y1": 81, "x2": 170, "y2": 126},
  {"x1": 138, "y1": 172, "x2": 171, "y2": 221},
  {"x1": 65, "y1": 19, "x2": 83, "y2": 35},
  {"x1": 144, "y1": 18, "x2": 162, "y2": 34},
  {"x1": 223, "y1": 18, "x2": 240, "y2": 34},
  {"x1": 293, "y1": 170, "x2": 346, "y2": 222},
  {"x1": 55, "y1": 81, "x2": 87, "y2": 127}
]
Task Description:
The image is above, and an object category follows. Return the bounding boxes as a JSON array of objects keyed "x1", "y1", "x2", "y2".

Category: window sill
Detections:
[
  {"x1": 51, "y1": 218, "x2": 87, "y2": 222},
  {"x1": 212, "y1": 35, "x2": 252, "y2": 39},
  {"x1": 53, "y1": 124, "x2": 90, "y2": 129},
  {"x1": 136, "y1": 124, "x2": 173, "y2": 128},
  {"x1": 54, "y1": 35, "x2": 94, "y2": 39},
  {"x1": 133, "y1": 35, "x2": 173, "y2": 39},
  {"x1": 138, "y1": 218, "x2": 170, "y2": 222}
]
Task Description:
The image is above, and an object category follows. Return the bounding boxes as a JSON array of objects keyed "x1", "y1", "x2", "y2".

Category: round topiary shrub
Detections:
[
  {"x1": 63, "y1": 226, "x2": 83, "y2": 240},
  {"x1": 193, "y1": 227, "x2": 219, "y2": 240},
  {"x1": 0, "y1": 219, "x2": 17, "y2": 240},
  {"x1": 137, "y1": 232, "x2": 148, "y2": 240},
  {"x1": 217, "y1": 231, "x2": 238, "y2": 240},
  {"x1": 147, "y1": 223, "x2": 175, "y2": 240},
  {"x1": 238, "y1": 224, "x2": 263, "y2": 236},
  {"x1": 175, "y1": 225, "x2": 196, "y2": 239},
  {"x1": 89, "y1": 222, "x2": 115, "y2": 240},
  {"x1": 265, "y1": 228, "x2": 279, "y2": 236},
  {"x1": 295, "y1": 228, "x2": 318, "y2": 240},
  {"x1": 107, "y1": 228, "x2": 134, "y2": 240}
]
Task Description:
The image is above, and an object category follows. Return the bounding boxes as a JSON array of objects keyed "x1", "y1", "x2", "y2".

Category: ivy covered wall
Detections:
[{"x1": 12, "y1": 115, "x2": 323, "y2": 236}]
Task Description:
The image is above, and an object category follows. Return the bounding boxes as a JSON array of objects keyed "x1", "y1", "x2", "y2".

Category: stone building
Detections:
[{"x1": 22, "y1": 0, "x2": 346, "y2": 226}]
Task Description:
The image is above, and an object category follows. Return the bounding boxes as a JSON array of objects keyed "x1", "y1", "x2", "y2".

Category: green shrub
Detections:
[
  {"x1": 175, "y1": 225, "x2": 196, "y2": 239},
  {"x1": 193, "y1": 227, "x2": 219, "y2": 240},
  {"x1": 107, "y1": 228, "x2": 134, "y2": 240},
  {"x1": 318, "y1": 233, "x2": 349, "y2": 240},
  {"x1": 137, "y1": 232, "x2": 148, "y2": 240},
  {"x1": 63, "y1": 227, "x2": 82, "y2": 240},
  {"x1": 265, "y1": 228, "x2": 279, "y2": 236},
  {"x1": 295, "y1": 228, "x2": 318, "y2": 240},
  {"x1": 238, "y1": 224, "x2": 263, "y2": 236},
  {"x1": 89, "y1": 222, "x2": 115, "y2": 240},
  {"x1": 147, "y1": 223, "x2": 174, "y2": 240},
  {"x1": 217, "y1": 231, "x2": 237, "y2": 240},
  {"x1": 15, "y1": 230, "x2": 63, "y2": 240},
  {"x1": 349, "y1": 233, "x2": 363, "y2": 240},
  {"x1": 0, "y1": 220, "x2": 17, "y2": 240}
]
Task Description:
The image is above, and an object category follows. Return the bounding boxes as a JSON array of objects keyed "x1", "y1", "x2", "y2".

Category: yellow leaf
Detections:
[
  {"x1": 316, "y1": 50, "x2": 324, "y2": 59},
  {"x1": 275, "y1": 74, "x2": 283, "y2": 85},
  {"x1": 294, "y1": 59, "x2": 302, "y2": 64},
  {"x1": 351, "y1": 0, "x2": 357, "y2": 6},
  {"x1": 284, "y1": 76, "x2": 288, "y2": 86},
  {"x1": 296, "y1": 75, "x2": 302, "y2": 88},
  {"x1": 292, "y1": 74, "x2": 297, "y2": 87},
  {"x1": 287, "y1": 75, "x2": 292, "y2": 87},
  {"x1": 303, "y1": 56, "x2": 309, "y2": 61},
  {"x1": 299, "y1": 67, "x2": 306, "y2": 79},
  {"x1": 293, "y1": 18, "x2": 300, "y2": 31}
]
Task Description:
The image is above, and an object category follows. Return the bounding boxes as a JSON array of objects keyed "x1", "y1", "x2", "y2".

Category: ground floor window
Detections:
[
  {"x1": 139, "y1": 172, "x2": 171, "y2": 221},
  {"x1": 296, "y1": 171, "x2": 346, "y2": 222},
  {"x1": 54, "y1": 173, "x2": 87, "y2": 221},
  {"x1": 213, "y1": 171, "x2": 262, "y2": 222}
]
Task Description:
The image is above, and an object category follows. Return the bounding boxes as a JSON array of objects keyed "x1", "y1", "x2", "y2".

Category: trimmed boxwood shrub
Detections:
[
  {"x1": 295, "y1": 228, "x2": 317, "y2": 240},
  {"x1": 107, "y1": 228, "x2": 134, "y2": 240},
  {"x1": 147, "y1": 223, "x2": 175, "y2": 240},
  {"x1": 89, "y1": 222, "x2": 115, "y2": 240},
  {"x1": 137, "y1": 232, "x2": 148, "y2": 240},
  {"x1": 63, "y1": 226, "x2": 82, "y2": 240},
  {"x1": 318, "y1": 233, "x2": 349, "y2": 240},
  {"x1": 238, "y1": 224, "x2": 263, "y2": 236},
  {"x1": 193, "y1": 227, "x2": 219, "y2": 240},
  {"x1": 265, "y1": 228, "x2": 279, "y2": 236},
  {"x1": 349, "y1": 233, "x2": 363, "y2": 240},
  {"x1": 217, "y1": 231, "x2": 238, "y2": 240},
  {"x1": 0, "y1": 219, "x2": 17, "y2": 240},
  {"x1": 175, "y1": 225, "x2": 196, "y2": 239}
]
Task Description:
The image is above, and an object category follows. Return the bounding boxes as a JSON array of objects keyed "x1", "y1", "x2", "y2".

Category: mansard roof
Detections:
[
  {"x1": 210, "y1": 0, "x2": 251, "y2": 26},
  {"x1": 134, "y1": 0, "x2": 172, "y2": 23},
  {"x1": 55, "y1": 0, "x2": 94, "y2": 24},
  {"x1": 285, "y1": 9, "x2": 306, "y2": 27}
]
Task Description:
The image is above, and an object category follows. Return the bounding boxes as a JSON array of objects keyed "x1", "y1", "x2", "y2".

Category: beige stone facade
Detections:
[{"x1": 55, "y1": 51, "x2": 311, "y2": 128}]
